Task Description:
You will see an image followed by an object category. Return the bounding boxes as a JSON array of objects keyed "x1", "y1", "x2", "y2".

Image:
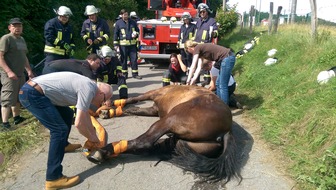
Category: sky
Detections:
[{"x1": 227, "y1": 0, "x2": 336, "y2": 22}]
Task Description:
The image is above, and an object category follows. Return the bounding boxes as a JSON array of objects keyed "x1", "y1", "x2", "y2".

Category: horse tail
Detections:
[{"x1": 170, "y1": 132, "x2": 242, "y2": 183}]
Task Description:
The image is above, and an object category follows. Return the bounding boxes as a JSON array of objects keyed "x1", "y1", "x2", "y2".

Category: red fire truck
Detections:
[{"x1": 138, "y1": 0, "x2": 208, "y2": 63}]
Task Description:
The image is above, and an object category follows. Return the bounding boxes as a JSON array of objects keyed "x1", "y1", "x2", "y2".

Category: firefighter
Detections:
[
  {"x1": 194, "y1": 3, "x2": 219, "y2": 86},
  {"x1": 81, "y1": 5, "x2": 110, "y2": 54},
  {"x1": 113, "y1": 9, "x2": 142, "y2": 79},
  {"x1": 178, "y1": 12, "x2": 196, "y2": 68},
  {"x1": 96, "y1": 46, "x2": 128, "y2": 99},
  {"x1": 44, "y1": 6, "x2": 75, "y2": 65},
  {"x1": 130, "y1": 11, "x2": 140, "y2": 23}
]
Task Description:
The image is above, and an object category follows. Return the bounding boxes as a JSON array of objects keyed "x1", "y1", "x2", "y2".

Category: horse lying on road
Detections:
[{"x1": 88, "y1": 85, "x2": 241, "y2": 183}]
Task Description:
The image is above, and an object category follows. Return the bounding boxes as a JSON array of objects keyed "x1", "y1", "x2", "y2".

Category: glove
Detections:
[
  {"x1": 93, "y1": 39, "x2": 100, "y2": 45},
  {"x1": 131, "y1": 31, "x2": 138, "y2": 38},
  {"x1": 114, "y1": 46, "x2": 120, "y2": 53},
  {"x1": 63, "y1": 43, "x2": 71, "y2": 51}
]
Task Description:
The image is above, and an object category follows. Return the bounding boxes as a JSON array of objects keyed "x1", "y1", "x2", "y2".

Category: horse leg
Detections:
[
  {"x1": 123, "y1": 103, "x2": 159, "y2": 116},
  {"x1": 124, "y1": 88, "x2": 163, "y2": 105},
  {"x1": 87, "y1": 118, "x2": 171, "y2": 164}
]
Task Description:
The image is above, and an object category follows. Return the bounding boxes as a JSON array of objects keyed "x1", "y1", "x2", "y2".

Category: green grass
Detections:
[
  {"x1": 222, "y1": 24, "x2": 336, "y2": 190},
  {"x1": 0, "y1": 109, "x2": 44, "y2": 177}
]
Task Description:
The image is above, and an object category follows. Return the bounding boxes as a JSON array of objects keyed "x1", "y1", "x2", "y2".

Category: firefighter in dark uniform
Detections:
[
  {"x1": 81, "y1": 5, "x2": 110, "y2": 54},
  {"x1": 44, "y1": 6, "x2": 75, "y2": 65},
  {"x1": 114, "y1": 9, "x2": 142, "y2": 79},
  {"x1": 95, "y1": 46, "x2": 128, "y2": 99},
  {"x1": 194, "y1": 3, "x2": 218, "y2": 86},
  {"x1": 177, "y1": 12, "x2": 196, "y2": 68},
  {"x1": 42, "y1": 54, "x2": 101, "y2": 79}
]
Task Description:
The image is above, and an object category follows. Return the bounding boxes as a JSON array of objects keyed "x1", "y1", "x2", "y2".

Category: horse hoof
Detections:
[{"x1": 87, "y1": 150, "x2": 105, "y2": 164}]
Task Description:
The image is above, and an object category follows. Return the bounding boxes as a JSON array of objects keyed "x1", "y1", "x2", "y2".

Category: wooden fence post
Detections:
[
  {"x1": 273, "y1": 6, "x2": 283, "y2": 33},
  {"x1": 249, "y1": 5, "x2": 254, "y2": 34},
  {"x1": 268, "y1": 2, "x2": 274, "y2": 35}
]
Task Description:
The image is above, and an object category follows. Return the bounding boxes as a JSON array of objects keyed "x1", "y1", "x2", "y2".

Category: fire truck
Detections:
[{"x1": 138, "y1": 0, "x2": 208, "y2": 63}]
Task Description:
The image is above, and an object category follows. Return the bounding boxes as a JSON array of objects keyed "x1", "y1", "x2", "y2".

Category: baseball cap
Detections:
[{"x1": 9, "y1": 18, "x2": 22, "y2": 25}]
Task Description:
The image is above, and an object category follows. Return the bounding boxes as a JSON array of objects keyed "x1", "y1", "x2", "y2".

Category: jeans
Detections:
[
  {"x1": 216, "y1": 55, "x2": 236, "y2": 104},
  {"x1": 19, "y1": 84, "x2": 73, "y2": 180}
]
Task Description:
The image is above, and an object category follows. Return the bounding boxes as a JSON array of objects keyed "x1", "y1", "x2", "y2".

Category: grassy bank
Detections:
[{"x1": 223, "y1": 24, "x2": 336, "y2": 190}]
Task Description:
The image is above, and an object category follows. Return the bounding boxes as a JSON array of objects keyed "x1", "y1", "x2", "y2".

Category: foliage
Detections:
[
  {"x1": 220, "y1": 24, "x2": 336, "y2": 190},
  {"x1": 215, "y1": 6, "x2": 239, "y2": 39}
]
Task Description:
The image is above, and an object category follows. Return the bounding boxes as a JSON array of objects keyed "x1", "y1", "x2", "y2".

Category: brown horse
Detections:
[{"x1": 88, "y1": 85, "x2": 241, "y2": 183}]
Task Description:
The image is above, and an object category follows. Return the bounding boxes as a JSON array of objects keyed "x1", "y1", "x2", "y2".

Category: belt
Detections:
[
  {"x1": 228, "y1": 51, "x2": 235, "y2": 57},
  {"x1": 27, "y1": 80, "x2": 44, "y2": 94}
]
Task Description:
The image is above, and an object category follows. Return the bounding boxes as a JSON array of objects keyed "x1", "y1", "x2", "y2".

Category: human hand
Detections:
[
  {"x1": 7, "y1": 71, "x2": 18, "y2": 80},
  {"x1": 131, "y1": 31, "x2": 138, "y2": 38},
  {"x1": 87, "y1": 39, "x2": 93, "y2": 45},
  {"x1": 114, "y1": 46, "x2": 120, "y2": 53}
]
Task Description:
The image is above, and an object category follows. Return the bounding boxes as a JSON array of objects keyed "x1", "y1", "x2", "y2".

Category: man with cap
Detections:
[
  {"x1": 0, "y1": 18, "x2": 34, "y2": 129},
  {"x1": 44, "y1": 6, "x2": 75, "y2": 64},
  {"x1": 81, "y1": 5, "x2": 110, "y2": 54}
]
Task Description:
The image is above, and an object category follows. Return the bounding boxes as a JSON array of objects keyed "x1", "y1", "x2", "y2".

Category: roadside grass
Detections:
[
  {"x1": 0, "y1": 109, "x2": 44, "y2": 178},
  {"x1": 222, "y1": 25, "x2": 336, "y2": 190}
]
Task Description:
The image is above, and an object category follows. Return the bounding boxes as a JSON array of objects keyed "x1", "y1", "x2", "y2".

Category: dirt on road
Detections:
[{"x1": 1, "y1": 64, "x2": 297, "y2": 190}]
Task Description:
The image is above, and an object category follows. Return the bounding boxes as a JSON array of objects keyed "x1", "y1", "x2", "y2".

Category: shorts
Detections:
[{"x1": 1, "y1": 72, "x2": 26, "y2": 107}]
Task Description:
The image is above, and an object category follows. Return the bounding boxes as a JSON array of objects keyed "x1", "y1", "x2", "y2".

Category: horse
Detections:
[{"x1": 87, "y1": 85, "x2": 241, "y2": 183}]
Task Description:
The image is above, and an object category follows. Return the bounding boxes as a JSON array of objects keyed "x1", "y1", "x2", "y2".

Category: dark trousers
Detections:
[
  {"x1": 120, "y1": 45, "x2": 138, "y2": 76},
  {"x1": 19, "y1": 84, "x2": 73, "y2": 180}
]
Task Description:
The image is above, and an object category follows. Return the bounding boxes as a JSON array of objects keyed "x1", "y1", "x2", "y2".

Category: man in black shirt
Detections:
[{"x1": 42, "y1": 54, "x2": 101, "y2": 79}]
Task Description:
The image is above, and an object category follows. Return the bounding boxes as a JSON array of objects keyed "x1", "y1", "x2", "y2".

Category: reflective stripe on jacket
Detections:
[{"x1": 113, "y1": 18, "x2": 139, "y2": 46}]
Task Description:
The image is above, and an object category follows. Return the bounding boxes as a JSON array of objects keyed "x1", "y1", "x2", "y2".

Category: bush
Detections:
[{"x1": 215, "y1": 6, "x2": 239, "y2": 38}]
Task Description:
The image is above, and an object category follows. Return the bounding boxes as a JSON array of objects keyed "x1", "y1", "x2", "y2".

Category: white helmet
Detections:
[
  {"x1": 130, "y1": 11, "x2": 137, "y2": 17},
  {"x1": 57, "y1": 6, "x2": 72, "y2": 16},
  {"x1": 170, "y1": 17, "x2": 177, "y2": 22},
  {"x1": 161, "y1": 17, "x2": 167, "y2": 22},
  {"x1": 317, "y1": 70, "x2": 336, "y2": 84},
  {"x1": 101, "y1": 46, "x2": 114, "y2": 57},
  {"x1": 84, "y1": 5, "x2": 100, "y2": 16},
  {"x1": 181, "y1": 12, "x2": 191, "y2": 20},
  {"x1": 197, "y1": 3, "x2": 209, "y2": 12}
]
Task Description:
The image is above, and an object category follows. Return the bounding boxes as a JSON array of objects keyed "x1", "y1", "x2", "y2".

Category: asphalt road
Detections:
[{"x1": 1, "y1": 63, "x2": 296, "y2": 190}]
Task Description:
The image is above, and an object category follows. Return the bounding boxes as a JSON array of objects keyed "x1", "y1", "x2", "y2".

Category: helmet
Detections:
[
  {"x1": 170, "y1": 17, "x2": 177, "y2": 22},
  {"x1": 197, "y1": 3, "x2": 209, "y2": 12},
  {"x1": 181, "y1": 12, "x2": 191, "y2": 20},
  {"x1": 317, "y1": 70, "x2": 335, "y2": 84},
  {"x1": 130, "y1": 11, "x2": 137, "y2": 17},
  {"x1": 57, "y1": 6, "x2": 72, "y2": 16},
  {"x1": 161, "y1": 17, "x2": 167, "y2": 22},
  {"x1": 101, "y1": 46, "x2": 114, "y2": 57},
  {"x1": 84, "y1": 5, "x2": 100, "y2": 16}
]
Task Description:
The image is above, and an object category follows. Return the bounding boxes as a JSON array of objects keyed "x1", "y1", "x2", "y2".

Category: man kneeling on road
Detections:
[{"x1": 19, "y1": 72, "x2": 112, "y2": 190}]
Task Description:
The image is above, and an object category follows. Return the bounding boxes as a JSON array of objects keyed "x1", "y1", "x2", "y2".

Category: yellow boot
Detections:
[{"x1": 45, "y1": 175, "x2": 80, "y2": 190}]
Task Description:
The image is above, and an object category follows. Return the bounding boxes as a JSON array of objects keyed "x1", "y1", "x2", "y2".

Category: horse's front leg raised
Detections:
[{"x1": 87, "y1": 119, "x2": 169, "y2": 164}]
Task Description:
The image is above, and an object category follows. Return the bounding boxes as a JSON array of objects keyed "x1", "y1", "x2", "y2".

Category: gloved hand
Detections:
[
  {"x1": 131, "y1": 31, "x2": 138, "y2": 39},
  {"x1": 114, "y1": 46, "x2": 120, "y2": 53},
  {"x1": 93, "y1": 39, "x2": 100, "y2": 45},
  {"x1": 63, "y1": 43, "x2": 71, "y2": 51}
]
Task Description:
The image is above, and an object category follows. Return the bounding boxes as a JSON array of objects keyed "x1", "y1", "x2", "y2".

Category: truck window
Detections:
[{"x1": 143, "y1": 26, "x2": 156, "y2": 39}]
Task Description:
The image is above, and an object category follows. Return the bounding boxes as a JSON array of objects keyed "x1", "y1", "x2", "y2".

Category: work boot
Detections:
[
  {"x1": 13, "y1": 116, "x2": 26, "y2": 125},
  {"x1": 45, "y1": 175, "x2": 80, "y2": 190},
  {"x1": 133, "y1": 75, "x2": 142, "y2": 79},
  {"x1": 64, "y1": 143, "x2": 82, "y2": 153}
]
